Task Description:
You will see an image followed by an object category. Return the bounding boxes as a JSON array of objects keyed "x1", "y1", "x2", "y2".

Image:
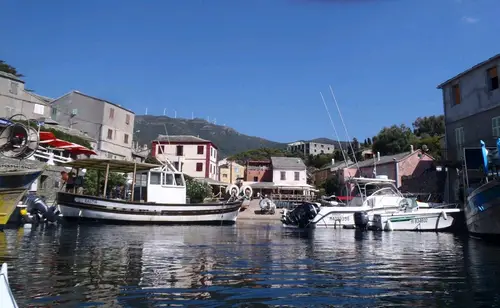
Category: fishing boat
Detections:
[
  {"x1": 463, "y1": 140, "x2": 500, "y2": 239},
  {"x1": 370, "y1": 197, "x2": 463, "y2": 231},
  {"x1": 281, "y1": 176, "x2": 404, "y2": 228},
  {"x1": 56, "y1": 158, "x2": 244, "y2": 224},
  {"x1": 0, "y1": 115, "x2": 44, "y2": 230},
  {"x1": 0, "y1": 263, "x2": 19, "y2": 308}
]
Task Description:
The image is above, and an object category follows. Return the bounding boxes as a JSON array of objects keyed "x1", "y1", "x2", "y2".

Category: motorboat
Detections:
[
  {"x1": 56, "y1": 158, "x2": 244, "y2": 225},
  {"x1": 281, "y1": 176, "x2": 404, "y2": 228},
  {"x1": 0, "y1": 263, "x2": 19, "y2": 308},
  {"x1": 369, "y1": 197, "x2": 463, "y2": 231}
]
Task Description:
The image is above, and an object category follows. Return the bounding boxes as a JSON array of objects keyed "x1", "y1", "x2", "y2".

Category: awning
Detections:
[
  {"x1": 62, "y1": 158, "x2": 161, "y2": 173},
  {"x1": 194, "y1": 177, "x2": 229, "y2": 187},
  {"x1": 39, "y1": 131, "x2": 97, "y2": 156}
]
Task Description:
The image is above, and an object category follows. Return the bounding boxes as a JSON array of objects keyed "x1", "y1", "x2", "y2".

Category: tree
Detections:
[
  {"x1": 412, "y1": 115, "x2": 445, "y2": 138},
  {"x1": 321, "y1": 175, "x2": 343, "y2": 195},
  {"x1": 186, "y1": 178, "x2": 213, "y2": 203},
  {"x1": 0, "y1": 60, "x2": 24, "y2": 77},
  {"x1": 347, "y1": 137, "x2": 363, "y2": 162},
  {"x1": 367, "y1": 137, "x2": 372, "y2": 145},
  {"x1": 415, "y1": 135, "x2": 442, "y2": 160},
  {"x1": 83, "y1": 169, "x2": 127, "y2": 196},
  {"x1": 372, "y1": 124, "x2": 417, "y2": 155}
]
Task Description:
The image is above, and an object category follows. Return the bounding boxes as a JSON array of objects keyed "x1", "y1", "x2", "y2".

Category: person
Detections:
[{"x1": 61, "y1": 170, "x2": 75, "y2": 192}]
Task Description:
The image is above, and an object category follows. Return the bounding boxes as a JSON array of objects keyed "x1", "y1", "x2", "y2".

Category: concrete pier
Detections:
[{"x1": 237, "y1": 199, "x2": 283, "y2": 222}]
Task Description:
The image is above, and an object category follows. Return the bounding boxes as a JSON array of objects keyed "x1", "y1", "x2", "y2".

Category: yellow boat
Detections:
[{"x1": 0, "y1": 168, "x2": 43, "y2": 229}]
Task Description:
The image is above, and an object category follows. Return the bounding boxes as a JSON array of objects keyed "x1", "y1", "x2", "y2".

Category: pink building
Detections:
[{"x1": 343, "y1": 149, "x2": 434, "y2": 188}]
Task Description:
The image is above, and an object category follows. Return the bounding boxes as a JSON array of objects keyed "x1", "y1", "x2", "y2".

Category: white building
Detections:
[
  {"x1": 271, "y1": 156, "x2": 307, "y2": 186},
  {"x1": 152, "y1": 135, "x2": 218, "y2": 180}
]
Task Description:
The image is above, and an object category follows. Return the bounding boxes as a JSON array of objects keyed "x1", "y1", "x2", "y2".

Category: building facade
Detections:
[
  {"x1": 0, "y1": 72, "x2": 52, "y2": 120},
  {"x1": 50, "y1": 91, "x2": 135, "y2": 160},
  {"x1": 437, "y1": 54, "x2": 500, "y2": 202},
  {"x1": 151, "y1": 135, "x2": 218, "y2": 180},
  {"x1": 218, "y1": 160, "x2": 245, "y2": 184},
  {"x1": 271, "y1": 157, "x2": 307, "y2": 186},
  {"x1": 287, "y1": 141, "x2": 335, "y2": 156},
  {"x1": 245, "y1": 160, "x2": 272, "y2": 182}
]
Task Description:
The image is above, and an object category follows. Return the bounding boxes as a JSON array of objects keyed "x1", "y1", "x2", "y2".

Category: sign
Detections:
[
  {"x1": 410, "y1": 217, "x2": 428, "y2": 224},
  {"x1": 75, "y1": 197, "x2": 99, "y2": 205}
]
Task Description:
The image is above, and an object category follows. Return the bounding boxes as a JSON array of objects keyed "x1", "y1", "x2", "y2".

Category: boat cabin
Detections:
[
  {"x1": 345, "y1": 176, "x2": 403, "y2": 207},
  {"x1": 61, "y1": 158, "x2": 188, "y2": 204}
]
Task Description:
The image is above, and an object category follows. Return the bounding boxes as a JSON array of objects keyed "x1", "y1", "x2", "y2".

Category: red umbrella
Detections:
[{"x1": 38, "y1": 132, "x2": 97, "y2": 156}]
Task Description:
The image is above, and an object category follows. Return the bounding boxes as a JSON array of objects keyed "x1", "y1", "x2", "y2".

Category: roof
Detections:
[
  {"x1": 29, "y1": 93, "x2": 54, "y2": 104},
  {"x1": 0, "y1": 71, "x2": 24, "y2": 83},
  {"x1": 62, "y1": 158, "x2": 160, "y2": 173},
  {"x1": 437, "y1": 53, "x2": 500, "y2": 89},
  {"x1": 156, "y1": 135, "x2": 210, "y2": 143},
  {"x1": 271, "y1": 156, "x2": 306, "y2": 170},
  {"x1": 319, "y1": 159, "x2": 353, "y2": 171},
  {"x1": 53, "y1": 91, "x2": 135, "y2": 114},
  {"x1": 194, "y1": 177, "x2": 228, "y2": 187},
  {"x1": 350, "y1": 151, "x2": 423, "y2": 169}
]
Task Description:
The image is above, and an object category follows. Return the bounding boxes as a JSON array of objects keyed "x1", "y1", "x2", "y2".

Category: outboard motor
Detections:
[
  {"x1": 282, "y1": 202, "x2": 319, "y2": 228},
  {"x1": 24, "y1": 194, "x2": 60, "y2": 224},
  {"x1": 354, "y1": 211, "x2": 370, "y2": 230}
]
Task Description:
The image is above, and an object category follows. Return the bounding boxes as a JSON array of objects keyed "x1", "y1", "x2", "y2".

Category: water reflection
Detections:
[{"x1": 1, "y1": 223, "x2": 500, "y2": 306}]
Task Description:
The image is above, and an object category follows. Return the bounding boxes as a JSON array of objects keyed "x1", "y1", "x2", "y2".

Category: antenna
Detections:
[
  {"x1": 145, "y1": 107, "x2": 148, "y2": 115},
  {"x1": 320, "y1": 92, "x2": 349, "y2": 170},
  {"x1": 163, "y1": 108, "x2": 166, "y2": 116},
  {"x1": 207, "y1": 116, "x2": 210, "y2": 122},
  {"x1": 328, "y1": 85, "x2": 360, "y2": 171},
  {"x1": 174, "y1": 110, "x2": 177, "y2": 118},
  {"x1": 192, "y1": 112, "x2": 194, "y2": 119}
]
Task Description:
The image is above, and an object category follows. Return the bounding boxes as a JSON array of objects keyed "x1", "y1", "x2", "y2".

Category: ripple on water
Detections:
[{"x1": 1, "y1": 224, "x2": 500, "y2": 307}]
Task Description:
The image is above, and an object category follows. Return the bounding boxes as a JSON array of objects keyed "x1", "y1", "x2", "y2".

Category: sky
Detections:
[{"x1": 1, "y1": 0, "x2": 499, "y2": 143}]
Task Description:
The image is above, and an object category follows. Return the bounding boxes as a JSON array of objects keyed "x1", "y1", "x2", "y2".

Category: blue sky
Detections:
[{"x1": 1, "y1": 0, "x2": 499, "y2": 143}]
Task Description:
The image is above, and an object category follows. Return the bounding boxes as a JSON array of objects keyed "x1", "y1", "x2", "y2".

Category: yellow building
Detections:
[{"x1": 218, "y1": 160, "x2": 245, "y2": 184}]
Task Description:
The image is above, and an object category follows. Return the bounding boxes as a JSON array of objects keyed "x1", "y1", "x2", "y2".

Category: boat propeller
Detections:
[{"x1": 0, "y1": 114, "x2": 40, "y2": 160}]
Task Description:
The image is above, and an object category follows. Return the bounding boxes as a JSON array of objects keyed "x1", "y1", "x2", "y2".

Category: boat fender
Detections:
[
  {"x1": 225, "y1": 184, "x2": 240, "y2": 196},
  {"x1": 241, "y1": 185, "x2": 253, "y2": 199},
  {"x1": 441, "y1": 211, "x2": 448, "y2": 220},
  {"x1": 385, "y1": 220, "x2": 393, "y2": 231}
]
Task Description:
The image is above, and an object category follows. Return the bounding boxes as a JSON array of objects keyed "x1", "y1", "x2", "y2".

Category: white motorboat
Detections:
[
  {"x1": 281, "y1": 176, "x2": 404, "y2": 228},
  {"x1": 57, "y1": 158, "x2": 244, "y2": 225},
  {"x1": 370, "y1": 197, "x2": 463, "y2": 231},
  {"x1": 0, "y1": 263, "x2": 19, "y2": 308},
  {"x1": 463, "y1": 141, "x2": 500, "y2": 240}
]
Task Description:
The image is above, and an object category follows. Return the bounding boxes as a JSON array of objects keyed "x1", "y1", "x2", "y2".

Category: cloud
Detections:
[{"x1": 462, "y1": 16, "x2": 479, "y2": 24}]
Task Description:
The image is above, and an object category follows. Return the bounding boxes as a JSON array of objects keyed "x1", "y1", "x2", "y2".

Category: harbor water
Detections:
[{"x1": 1, "y1": 222, "x2": 500, "y2": 307}]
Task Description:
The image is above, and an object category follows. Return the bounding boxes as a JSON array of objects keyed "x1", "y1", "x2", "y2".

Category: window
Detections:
[
  {"x1": 174, "y1": 174, "x2": 184, "y2": 186},
  {"x1": 222, "y1": 174, "x2": 228, "y2": 178},
  {"x1": 452, "y1": 84, "x2": 461, "y2": 105},
  {"x1": 107, "y1": 129, "x2": 113, "y2": 139},
  {"x1": 253, "y1": 176, "x2": 258, "y2": 182},
  {"x1": 196, "y1": 163, "x2": 203, "y2": 172},
  {"x1": 197, "y1": 145, "x2": 204, "y2": 154},
  {"x1": 488, "y1": 67, "x2": 499, "y2": 91},
  {"x1": 33, "y1": 104, "x2": 45, "y2": 115},
  {"x1": 455, "y1": 127, "x2": 465, "y2": 159},
  {"x1": 109, "y1": 108, "x2": 115, "y2": 119},
  {"x1": 123, "y1": 134, "x2": 129, "y2": 144},
  {"x1": 9, "y1": 82, "x2": 18, "y2": 95},
  {"x1": 149, "y1": 172, "x2": 161, "y2": 185},
  {"x1": 294, "y1": 172, "x2": 300, "y2": 181},
  {"x1": 280, "y1": 171, "x2": 286, "y2": 181},
  {"x1": 163, "y1": 173, "x2": 174, "y2": 185},
  {"x1": 176, "y1": 145, "x2": 183, "y2": 156},
  {"x1": 126, "y1": 114, "x2": 130, "y2": 125},
  {"x1": 493, "y1": 117, "x2": 500, "y2": 137}
]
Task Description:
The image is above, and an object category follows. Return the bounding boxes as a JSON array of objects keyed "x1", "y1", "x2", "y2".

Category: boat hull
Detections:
[
  {"x1": 372, "y1": 209, "x2": 463, "y2": 231},
  {"x1": 466, "y1": 180, "x2": 500, "y2": 238},
  {"x1": 0, "y1": 169, "x2": 43, "y2": 229},
  {"x1": 57, "y1": 192, "x2": 243, "y2": 225}
]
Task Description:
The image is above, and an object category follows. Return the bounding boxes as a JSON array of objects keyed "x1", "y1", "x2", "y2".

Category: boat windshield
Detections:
[{"x1": 353, "y1": 183, "x2": 397, "y2": 198}]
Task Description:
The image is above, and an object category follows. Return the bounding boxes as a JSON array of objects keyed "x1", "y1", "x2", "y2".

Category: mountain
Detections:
[
  {"x1": 134, "y1": 115, "x2": 349, "y2": 158},
  {"x1": 134, "y1": 116, "x2": 285, "y2": 158}
]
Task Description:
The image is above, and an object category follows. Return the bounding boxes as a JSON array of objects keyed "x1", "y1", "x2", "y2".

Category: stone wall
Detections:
[{"x1": 0, "y1": 156, "x2": 66, "y2": 202}]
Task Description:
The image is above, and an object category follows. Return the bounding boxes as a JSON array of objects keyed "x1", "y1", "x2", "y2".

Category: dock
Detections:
[{"x1": 237, "y1": 199, "x2": 283, "y2": 221}]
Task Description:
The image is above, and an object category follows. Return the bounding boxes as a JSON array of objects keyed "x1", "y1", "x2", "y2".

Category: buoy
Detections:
[
  {"x1": 20, "y1": 209, "x2": 27, "y2": 216},
  {"x1": 241, "y1": 185, "x2": 253, "y2": 199},
  {"x1": 385, "y1": 220, "x2": 393, "y2": 231},
  {"x1": 225, "y1": 184, "x2": 240, "y2": 196}
]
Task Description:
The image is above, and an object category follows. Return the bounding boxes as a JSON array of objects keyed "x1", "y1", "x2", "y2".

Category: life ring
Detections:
[
  {"x1": 241, "y1": 185, "x2": 253, "y2": 199},
  {"x1": 225, "y1": 184, "x2": 240, "y2": 196}
]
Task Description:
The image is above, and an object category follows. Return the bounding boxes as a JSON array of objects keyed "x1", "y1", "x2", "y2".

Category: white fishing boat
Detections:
[
  {"x1": 371, "y1": 197, "x2": 462, "y2": 231},
  {"x1": 0, "y1": 263, "x2": 19, "y2": 308},
  {"x1": 463, "y1": 141, "x2": 500, "y2": 240},
  {"x1": 56, "y1": 158, "x2": 244, "y2": 225},
  {"x1": 281, "y1": 176, "x2": 404, "y2": 228}
]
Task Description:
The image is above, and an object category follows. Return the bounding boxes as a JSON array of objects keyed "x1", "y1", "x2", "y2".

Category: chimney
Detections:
[
  {"x1": 410, "y1": 145, "x2": 414, "y2": 153},
  {"x1": 377, "y1": 152, "x2": 380, "y2": 161}
]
